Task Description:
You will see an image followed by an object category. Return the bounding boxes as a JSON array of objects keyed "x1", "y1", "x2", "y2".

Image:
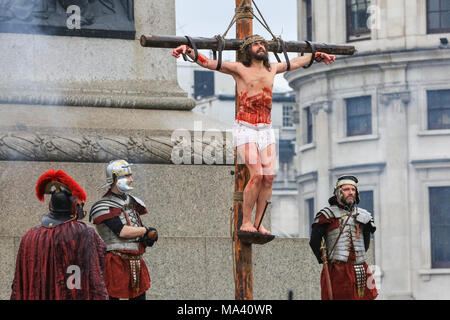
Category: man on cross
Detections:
[{"x1": 172, "y1": 34, "x2": 335, "y2": 234}]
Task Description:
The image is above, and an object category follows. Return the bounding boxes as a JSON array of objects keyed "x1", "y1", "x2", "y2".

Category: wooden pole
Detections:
[{"x1": 234, "y1": 0, "x2": 253, "y2": 301}]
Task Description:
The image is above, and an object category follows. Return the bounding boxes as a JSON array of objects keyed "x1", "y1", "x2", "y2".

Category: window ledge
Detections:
[
  {"x1": 347, "y1": 34, "x2": 371, "y2": 43},
  {"x1": 418, "y1": 129, "x2": 450, "y2": 137},
  {"x1": 298, "y1": 143, "x2": 316, "y2": 153},
  {"x1": 336, "y1": 134, "x2": 379, "y2": 144},
  {"x1": 418, "y1": 268, "x2": 450, "y2": 281}
]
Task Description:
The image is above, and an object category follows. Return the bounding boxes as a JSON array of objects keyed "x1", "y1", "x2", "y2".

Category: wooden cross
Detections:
[{"x1": 140, "y1": 0, "x2": 355, "y2": 300}]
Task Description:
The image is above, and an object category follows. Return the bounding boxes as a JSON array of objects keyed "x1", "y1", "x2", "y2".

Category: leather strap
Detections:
[
  {"x1": 215, "y1": 35, "x2": 224, "y2": 71},
  {"x1": 328, "y1": 212, "x2": 353, "y2": 259},
  {"x1": 302, "y1": 40, "x2": 316, "y2": 69},
  {"x1": 183, "y1": 35, "x2": 198, "y2": 63},
  {"x1": 280, "y1": 38, "x2": 290, "y2": 71}
]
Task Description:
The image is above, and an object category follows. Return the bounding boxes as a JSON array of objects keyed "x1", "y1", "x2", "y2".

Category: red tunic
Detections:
[
  {"x1": 236, "y1": 87, "x2": 272, "y2": 125},
  {"x1": 103, "y1": 244, "x2": 151, "y2": 299},
  {"x1": 10, "y1": 220, "x2": 109, "y2": 300},
  {"x1": 318, "y1": 215, "x2": 378, "y2": 300}
]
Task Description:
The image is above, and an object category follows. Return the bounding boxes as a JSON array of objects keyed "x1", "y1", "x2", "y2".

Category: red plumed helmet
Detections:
[{"x1": 36, "y1": 169, "x2": 87, "y2": 202}]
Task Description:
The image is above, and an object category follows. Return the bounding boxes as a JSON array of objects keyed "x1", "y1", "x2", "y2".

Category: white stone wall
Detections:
[{"x1": 291, "y1": 0, "x2": 450, "y2": 300}]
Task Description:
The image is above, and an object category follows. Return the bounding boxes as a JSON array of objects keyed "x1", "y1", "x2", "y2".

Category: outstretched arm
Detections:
[
  {"x1": 171, "y1": 45, "x2": 239, "y2": 75},
  {"x1": 275, "y1": 52, "x2": 336, "y2": 74}
]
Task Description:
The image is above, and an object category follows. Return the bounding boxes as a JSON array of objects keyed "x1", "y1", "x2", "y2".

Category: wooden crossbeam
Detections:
[{"x1": 140, "y1": 35, "x2": 356, "y2": 56}]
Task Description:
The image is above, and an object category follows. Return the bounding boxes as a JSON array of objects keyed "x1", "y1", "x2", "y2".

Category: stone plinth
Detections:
[{"x1": 0, "y1": 0, "x2": 194, "y2": 110}]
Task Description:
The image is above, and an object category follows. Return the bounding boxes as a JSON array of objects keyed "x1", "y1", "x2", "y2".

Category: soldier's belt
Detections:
[
  {"x1": 111, "y1": 251, "x2": 142, "y2": 292},
  {"x1": 111, "y1": 251, "x2": 142, "y2": 260},
  {"x1": 329, "y1": 259, "x2": 358, "y2": 265}
]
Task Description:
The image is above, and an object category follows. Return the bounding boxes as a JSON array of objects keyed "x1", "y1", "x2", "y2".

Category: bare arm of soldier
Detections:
[
  {"x1": 119, "y1": 225, "x2": 147, "y2": 239},
  {"x1": 171, "y1": 45, "x2": 241, "y2": 75}
]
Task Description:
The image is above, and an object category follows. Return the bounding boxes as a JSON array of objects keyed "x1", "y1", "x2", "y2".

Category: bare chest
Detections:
[{"x1": 236, "y1": 68, "x2": 275, "y2": 93}]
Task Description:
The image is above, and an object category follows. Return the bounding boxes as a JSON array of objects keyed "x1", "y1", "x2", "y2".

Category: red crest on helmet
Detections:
[{"x1": 35, "y1": 169, "x2": 87, "y2": 202}]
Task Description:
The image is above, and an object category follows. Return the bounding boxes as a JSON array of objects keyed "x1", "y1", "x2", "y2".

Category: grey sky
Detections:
[{"x1": 175, "y1": 0, "x2": 299, "y2": 91}]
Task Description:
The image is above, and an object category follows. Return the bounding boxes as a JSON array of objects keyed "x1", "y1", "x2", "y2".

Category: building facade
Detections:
[
  {"x1": 177, "y1": 61, "x2": 299, "y2": 237},
  {"x1": 288, "y1": 0, "x2": 450, "y2": 299}
]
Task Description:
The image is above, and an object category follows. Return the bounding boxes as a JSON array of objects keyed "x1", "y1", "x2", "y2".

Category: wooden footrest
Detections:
[{"x1": 236, "y1": 230, "x2": 275, "y2": 245}]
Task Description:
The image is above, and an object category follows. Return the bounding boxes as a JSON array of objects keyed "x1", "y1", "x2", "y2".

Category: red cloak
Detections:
[{"x1": 10, "y1": 220, "x2": 109, "y2": 300}]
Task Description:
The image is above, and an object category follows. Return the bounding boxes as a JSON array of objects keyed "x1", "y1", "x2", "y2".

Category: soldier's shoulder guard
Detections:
[
  {"x1": 313, "y1": 206, "x2": 341, "y2": 224},
  {"x1": 89, "y1": 197, "x2": 123, "y2": 222},
  {"x1": 129, "y1": 195, "x2": 147, "y2": 209},
  {"x1": 356, "y1": 207, "x2": 373, "y2": 225}
]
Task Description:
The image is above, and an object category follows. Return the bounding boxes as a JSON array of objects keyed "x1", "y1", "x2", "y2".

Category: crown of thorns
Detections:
[{"x1": 240, "y1": 34, "x2": 269, "y2": 52}]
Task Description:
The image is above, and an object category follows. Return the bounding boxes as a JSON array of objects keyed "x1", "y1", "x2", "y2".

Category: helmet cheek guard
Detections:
[
  {"x1": 72, "y1": 199, "x2": 86, "y2": 220},
  {"x1": 100, "y1": 160, "x2": 133, "y2": 193},
  {"x1": 115, "y1": 175, "x2": 133, "y2": 193}
]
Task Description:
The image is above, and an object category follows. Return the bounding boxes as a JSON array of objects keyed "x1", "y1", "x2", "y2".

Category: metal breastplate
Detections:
[
  {"x1": 91, "y1": 195, "x2": 142, "y2": 252},
  {"x1": 325, "y1": 209, "x2": 367, "y2": 264}
]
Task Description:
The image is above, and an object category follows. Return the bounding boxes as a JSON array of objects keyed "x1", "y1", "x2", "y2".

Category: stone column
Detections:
[
  {"x1": 379, "y1": 89, "x2": 412, "y2": 299},
  {"x1": 311, "y1": 100, "x2": 332, "y2": 207}
]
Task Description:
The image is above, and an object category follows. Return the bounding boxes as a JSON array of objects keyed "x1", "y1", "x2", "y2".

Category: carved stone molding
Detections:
[
  {"x1": 311, "y1": 100, "x2": 332, "y2": 115},
  {"x1": 380, "y1": 90, "x2": 411, "y2": 106},
  {"x1": 0, "y1": 130, "x2": 234, "y2": 165},
  {"x1": 0, "y1": 88, "x2": 196, "y2": 111}
]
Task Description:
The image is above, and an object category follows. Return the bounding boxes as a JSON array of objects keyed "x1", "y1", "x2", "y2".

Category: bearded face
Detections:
[
  {"x1": 250, "y1": 42, "x2": 269, "y2": 62},
  {"x1": 337, "y1": 184, "x2": 357, "y2": 207}
]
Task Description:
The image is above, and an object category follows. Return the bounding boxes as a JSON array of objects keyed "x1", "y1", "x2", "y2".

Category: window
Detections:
[
  {"x1": 429, "y1": 186, "x2": 450, "y2": 268},
  {"x1": 359, "y1": 190, "x2": 374, "y2": 239},
  {"x1": 427, "y1": 90, "x2": 450, "y2": 130},
  {"x1": 194, "y1": 70, "x2": 214, "y2": 100},
  {"x1": 346, "y1": 0, "x2": 371, "y2": 41},
  {"x1": 346, "y1": 96, "x2": 372, "y2": 137},
  {"x1": 305, "y1": 107, "x2": 313, "y2": 144},
  {"x1": 427, "y1": 0, "x2": 450, "y2": 33},
  {"x1": 279, "y1": 140, "x2": 295, "y2": 164},
  {"x1": 283, "y1": 105, "x2": 294, "y2": 127},
  {"x1": 307, "y1": 198, "x2": 315, "y2": 236},
  {"x1": 359, "y1": 190, "x2": 374, "y2": 215},
  {"x1": 304, "y1": 0, "x2": 313, "y2": 41}
]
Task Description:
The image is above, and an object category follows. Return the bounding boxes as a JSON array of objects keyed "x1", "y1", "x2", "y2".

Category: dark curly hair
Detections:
[{"x1": 239, "y1": 42, "x2": 271, "y2": 72}]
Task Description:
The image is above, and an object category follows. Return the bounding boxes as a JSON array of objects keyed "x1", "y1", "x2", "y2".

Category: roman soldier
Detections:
[
  {"x1": 89, "y1": 160, "x2": 158, "y2": 300},
  {"x1": 309, "y1": 175, "x2": 378, "y2": 300},
  {"x1": 11, "y1": 169, "x2": 109, "y2": 300}
]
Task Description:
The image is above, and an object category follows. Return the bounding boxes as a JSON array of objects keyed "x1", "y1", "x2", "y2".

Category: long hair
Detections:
[{"x1": 240, "y1": 43, "x2": 271, "y2": 71}]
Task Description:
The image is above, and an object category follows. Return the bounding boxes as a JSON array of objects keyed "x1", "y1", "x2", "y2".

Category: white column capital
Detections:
[{"x1": 380, "y1": 90, "x2": 411, "y2": 106}]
